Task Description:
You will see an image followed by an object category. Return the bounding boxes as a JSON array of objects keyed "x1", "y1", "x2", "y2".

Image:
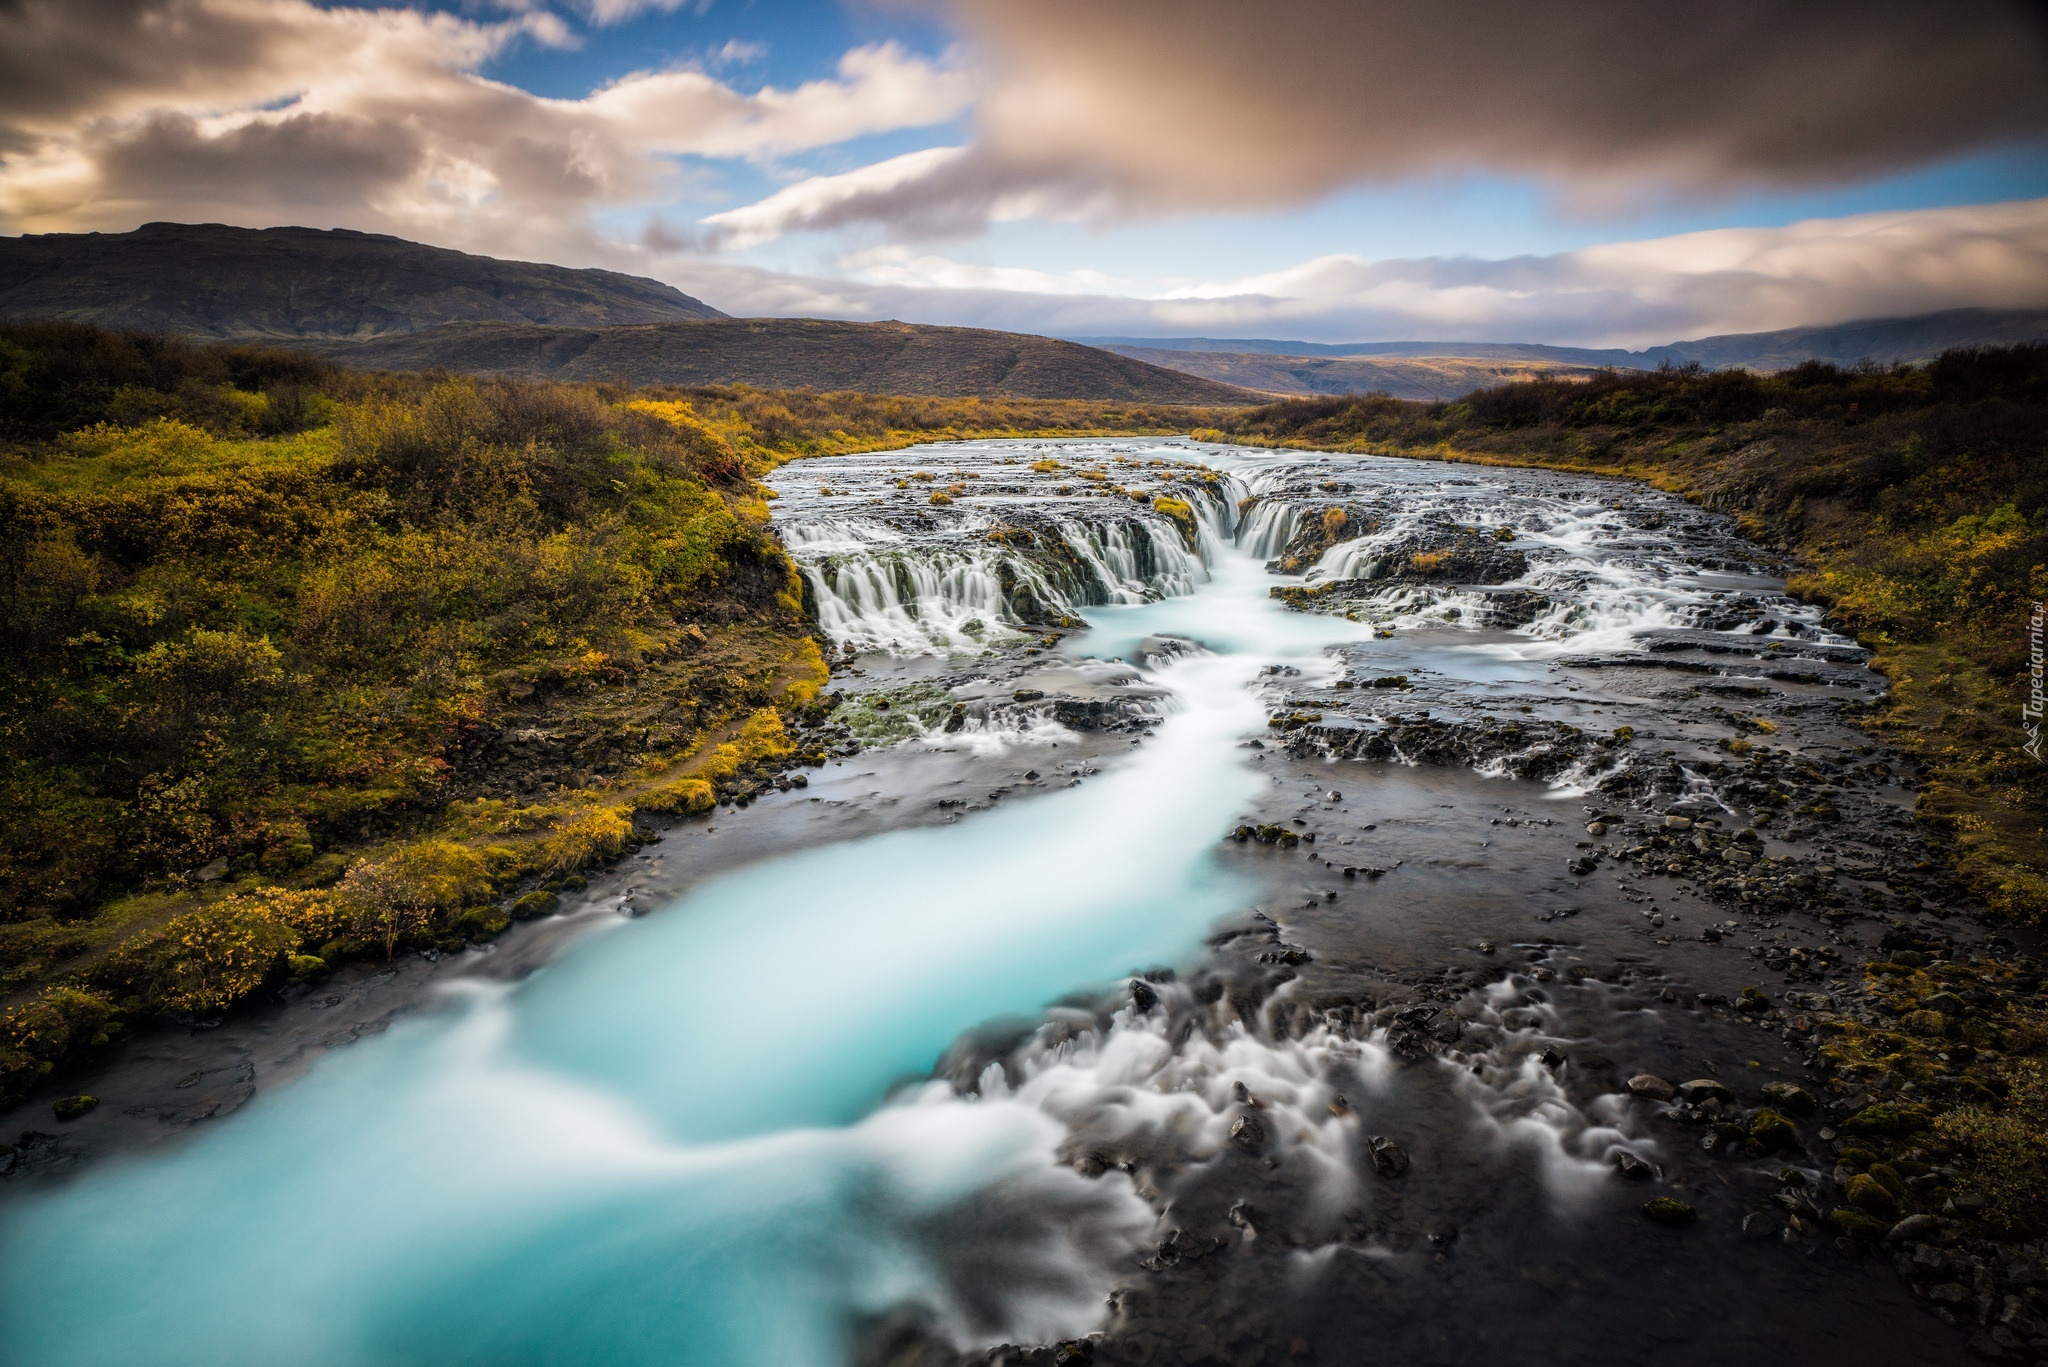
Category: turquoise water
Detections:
[{"x1": 0, "y1": 543, "x2": 1338, "y2": 1367}]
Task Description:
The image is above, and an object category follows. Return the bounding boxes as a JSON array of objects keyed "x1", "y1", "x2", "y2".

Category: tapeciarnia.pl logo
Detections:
[{"x1": 2027, "y1": 600, "x2": 2045, "y2": 762}]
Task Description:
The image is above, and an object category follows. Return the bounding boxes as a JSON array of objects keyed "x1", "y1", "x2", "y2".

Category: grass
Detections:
[{"x1": 0, "y1": 320, "x2": 1224, "y2": 1096}]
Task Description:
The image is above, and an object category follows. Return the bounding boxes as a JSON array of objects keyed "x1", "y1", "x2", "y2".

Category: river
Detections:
[{"x1": 0, "y1": 439, "x2": 1969, "y2": 1365}]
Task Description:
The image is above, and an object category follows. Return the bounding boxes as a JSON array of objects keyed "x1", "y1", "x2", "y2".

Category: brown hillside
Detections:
[{"x1": 308, "y1": 318, "x2": 1264, "y2": 403}]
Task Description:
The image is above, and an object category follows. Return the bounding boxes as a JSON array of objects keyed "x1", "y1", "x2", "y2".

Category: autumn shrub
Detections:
[{"x1": 110, "y1": 900, "x2": 298, "y2": 1014}]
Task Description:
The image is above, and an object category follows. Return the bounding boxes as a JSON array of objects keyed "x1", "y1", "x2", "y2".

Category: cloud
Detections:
[
  {"x1": 726, "y1": 0, "x2": 2048, "y2": 241},
  {"x1": 657, "y1": 197, "x2": 2048, "y2": 348},
  {"x1": 0, "y1": 0, "x2": 971, "y2": 251}
]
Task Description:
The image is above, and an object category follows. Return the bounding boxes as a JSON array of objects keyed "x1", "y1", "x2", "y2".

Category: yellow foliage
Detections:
[
  {"x1": 115, "y1": 899, "x2": 299, "y2": 1013},
  {"x1": 541, "y1": 803, "x2": 633, "y2": 874}
]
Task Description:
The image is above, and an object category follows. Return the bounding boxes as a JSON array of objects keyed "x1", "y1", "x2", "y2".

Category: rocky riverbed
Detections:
[{"x1": 2, "y1": 438, "x2": 2036, "y2": 1367}]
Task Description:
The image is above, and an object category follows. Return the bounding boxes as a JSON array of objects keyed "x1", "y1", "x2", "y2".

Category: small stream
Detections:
[{"x1": 0, "y1": 440, "x2": 1968, "y2": 1365}]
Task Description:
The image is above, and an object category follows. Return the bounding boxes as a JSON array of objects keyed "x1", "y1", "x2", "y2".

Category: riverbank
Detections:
[{"x1": 0, "y1": 321, "x2": 1236, "y2": 1101}]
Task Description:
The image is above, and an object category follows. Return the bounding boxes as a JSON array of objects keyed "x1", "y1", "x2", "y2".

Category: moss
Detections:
[
  {"x1": 1642, "y1": 1197, "x2": 1697, "y2": 1225},
  {"x1": 51, "y1": 1094, "x2": 99, "y2": 1120},
  {"x1": 510, "y1": 890, "x2": 558, "y2": 921},
  {"x1": 1845, "y1": 1172, "x2": 1899, "y2": 1215},
  {"x1": 1827, "y1": 1208, "x2": 1893, "y2": 1240},
  {"x1": 285, "y1": 953, "x2": 329, "y2": 982},
  {"x1": 1747, "y1": 1108, "x2": 1800, "y2": 1151}
]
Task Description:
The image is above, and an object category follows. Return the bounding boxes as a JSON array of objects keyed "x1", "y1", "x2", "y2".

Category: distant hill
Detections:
[
  {"x1": 0, "y1": 222, "x2": 725, "y2": 340},
  {"x1": 308, "y1": 318, "x2": 1264, "y2": 403},
  {"x1": 1101, "y1": 347, "x2": 1603, "y2": 399},
  {"x1": 1078, "y1": 309, "x2": 2048, "y2": 376}
]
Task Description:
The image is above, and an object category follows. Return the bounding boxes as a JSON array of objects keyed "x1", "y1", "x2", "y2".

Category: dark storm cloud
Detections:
[{"x1": 944, "y1": 0, "x2": 2048, "y2": 207}]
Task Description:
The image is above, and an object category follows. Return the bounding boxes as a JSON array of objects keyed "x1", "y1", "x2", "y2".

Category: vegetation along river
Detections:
[{"x1": 0, "y1": 439, "x2": 1982, "y2": 1364}]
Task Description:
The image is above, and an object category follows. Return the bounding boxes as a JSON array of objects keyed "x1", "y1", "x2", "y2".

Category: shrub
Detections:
[{"x1": 111, "y1": 901, "x2": 297, "y2": 1014}]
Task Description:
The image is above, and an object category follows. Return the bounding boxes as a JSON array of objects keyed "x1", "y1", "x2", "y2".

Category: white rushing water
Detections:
[{"x1": 0, "y1": 439, "x2": 1819, "y2": 1365}]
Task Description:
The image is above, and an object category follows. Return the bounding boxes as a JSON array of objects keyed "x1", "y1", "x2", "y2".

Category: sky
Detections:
[{"x1": 3, "y1": 0, "x2": 2048, "y2": 347}]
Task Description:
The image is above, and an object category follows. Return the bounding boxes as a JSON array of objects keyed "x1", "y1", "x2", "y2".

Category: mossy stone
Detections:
[
  {"x1": 1747, "y1": 1108, "x2": 1800, "y2": 1152},
  {"x1": 1845, "y1": 1172, "x2": 1898, "y2": 1214},
  {"x1": 1643, "y1": 1197, "x2": 1697, "y2": 1226},
  {"x1": 1761, "y1": 1082, "x2": 1816, "y2": 1116},
  {"x1": 1827, "y1": 1207, "x2": 1892, "y2": 1240},
  {"x1": 511, "y1": 890, "x2": 559, "y2": 921},
  {"x1": 52, "y1": 1095, "x2": 98, "y2": 1121}
]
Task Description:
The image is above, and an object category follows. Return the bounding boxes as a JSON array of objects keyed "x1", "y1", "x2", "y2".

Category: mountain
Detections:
[
  {"x1": 1075, "y1": 336, "x2": 1637, "y2": 365},
  {"x1": 307, "y1": 318, "x2": 1264, "y2": 403},
  {"x1": 1100, "y1": 347, "x2": 1603, "y2": 399},
  {"x1": 1078, "y1": 309, "x2": 2048, "y2": 378},
  {"x1": 0, "y1": 222, "x2": 725, "y2": 340},
  {"x1": 1631, "y1": 309, "x2": 2048, "y2": 370}
]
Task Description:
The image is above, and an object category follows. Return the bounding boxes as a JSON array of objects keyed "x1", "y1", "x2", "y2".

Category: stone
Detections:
[
  {"x1": 1130, "y1": 979, "x2": 1159, "y2": 1012},
  {"x1": 1369, "y1": 1136, "x2": 1410, "y2": 1176},
  {"x1": 510, "y1": 889, "x2": 559, "y2": 920},
  {"x1": 1613, "y1": 1150, "x2": 1657, "y2": 1181},
  {"x1": 1827, "y1": 1207, "x2": 1893, "y2": 1240},
  {"x1": 1741, "y1": 1211, "x2": 1782, "y2": 1241},
  {"x1": 1230, "y1": 1115, "x2": 1268, "y2": 1151},
  {"x1": 1747, "y1": 1109, "x2": 1800, "y2": 1152},
  {"x1": 1644, "y1": 1197, "x2": 1697, "y2": 1226},
  {"x1": 1845, "y1": 1173, "x2": 1898, "y2": 1215},
  {"x1": 1677, "y1": 1078, "x2": 1736, "y2": 1105},
  {"x1": 1627, "y1": 1074, "x2": 1677, "y2": 1102},
  {"x1": 1761, "y1": 1081, "x2": 1816, "y2": 1116},
  {"x1": 1663, "y1": 815, "x2": 1694, "y2": 831},
  {"x1": 1887, "y1": 1213, "x2": 1943, "y2": 1244},
  {"x1": 51, "y1": 1095, "x2": 98, "y2": 1121}
]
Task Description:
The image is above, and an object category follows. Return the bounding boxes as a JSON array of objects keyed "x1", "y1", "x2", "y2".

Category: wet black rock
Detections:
[
  {"x1": 1130, "y1": 979, "x2": 1159, "y2": 1013},
  {"x1": 1230, "y1": 1115, "x2": 1268, "y2": 1151},
  {"x1": 1628, "y1": 1074, "x2": 1677, "y2": 1102},
  {"x1": 1368, "y1": 1136, "x2": 1410, "y2": 1177},
  {"x1": 1678, "y1": 1079, "x2": 1736, "y2": 1105},
  {"x1": 1614, "y1": 1150, "x2": 1657, "y2": 1181}
]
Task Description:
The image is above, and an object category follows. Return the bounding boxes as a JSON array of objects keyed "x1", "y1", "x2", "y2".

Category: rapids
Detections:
[{"x1": 0, "y1": 439, "x2": 1961, "y2": 1367}]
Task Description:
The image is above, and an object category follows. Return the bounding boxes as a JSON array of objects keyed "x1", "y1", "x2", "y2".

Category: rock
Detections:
[
  {"x1": 51, "y1": 1095, "x2": 98, "y2": 1121},
  {"x1": 1723, "y1": 848, "x2": 1756, "y2": 866},
  {"x1": 1613, "y1": 1150, "x2": 1657, "y2": 1180},
  {"x1": 1747, "y1": 1108, "x2": 1800, "y2": 1152},
  {"x1": 1325, "y1": 790, "x2": 1342, "y2": 801},
  {"x1": 1628, "y1": 1074, "x2": 1678, "y2": 1102},
  {"x1": 1887, "y1": 1213, "x2": 1943, "y2": 1244},
  {"x1": 1586, "y1": 821, "x2": 1608, "y2": 837},
  {"x1": 1012, "y1": 689, "x2": 1046, "y2": 702},
  {"x1": 510, "y1": 889, "x2": 559, "y2": 920},
  {"x1": 1539, "y1": 1045, "x2": 1567, "y2": 1069},
  {"x1": 1053, "y1": 1341, "x2": 1094, "y2": 1366},
  {"x1": 1368, "y1": 1136, "x2": 1410, "y2": 1176},
  {"x1": 1130, "y1": 979, "x2": 1159, "y2": 1012},
  {"x1": 1023, "y1": 769, "x2": 1041, "y2": 781},
  {"x1": 1741, "y1": 1211, "x2": 1782, "y2": 1241},
  {"x1": 1828, "y1": 1208, "x2": 1894, "y2": 1240},
  {"x1": 1677, "y1": 1078, "x2": 1736, "y2": 1105},
  {"x1": 1761, "y1": 1082, "x2": 1816, "y2": 1116},
  {"x1": 1230, "y1": 1115, "x2": 1268, "y2": 1151},
  {"x1": 1663, "y1": 815, "x2": 1694, "y2": 831},
  {"x1": 1161, "y1": 1228, "x2": 1220, "y2": 1260},
  {"x1": 1845, "y1": 1172, "x2": 1898, "y2": 1215},
  {"x1": 1920, "y1": 990, "x2": 1968, "y2": 1017},
  {"x1": 1644, "y1": 1197, "x2": 1697, "y2": 1226}
]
